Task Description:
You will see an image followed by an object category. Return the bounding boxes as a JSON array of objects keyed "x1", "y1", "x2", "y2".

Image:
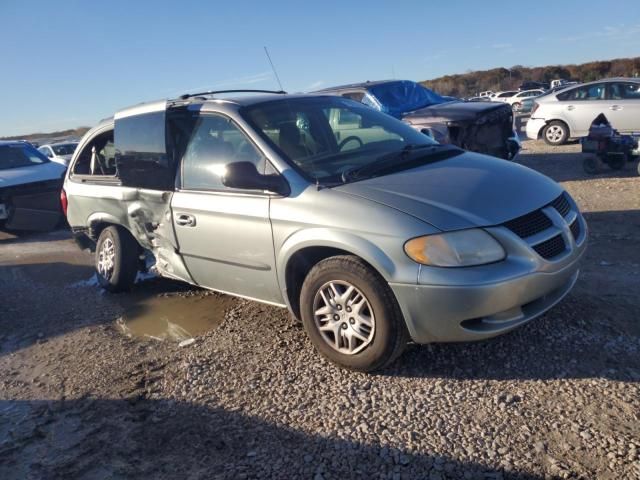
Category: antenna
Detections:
[{"x1": 264, "y1": 46, "x2": 285, "y2": 92}]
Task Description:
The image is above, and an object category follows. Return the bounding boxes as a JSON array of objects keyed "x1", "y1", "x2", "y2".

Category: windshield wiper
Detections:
[{"x1": 341, "y1": 144, "x2": 452, "y2": 183}]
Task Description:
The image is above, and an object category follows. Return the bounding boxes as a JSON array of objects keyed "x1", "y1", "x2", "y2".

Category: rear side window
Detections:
[
  {"x1": 115, "y1": 110, "x2": 173, "y2": 190},
  {"x1": 181, "y1": 114, "x2": 264, "y2": 191},
  {"x1": 609, "y1": 82, "x2": 640, "y2": 100},
  {"x1": 557, "y1": 84, "x2": 606, "y2": 101},
  {"x1": 72, "y1": 129, "x2": 116, "y2": 177}
]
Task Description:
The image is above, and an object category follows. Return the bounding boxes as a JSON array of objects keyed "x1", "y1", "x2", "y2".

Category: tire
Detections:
[
  {"x1": 582, "y1": 156, "x2": 599, "y2": 175},
  {"x1": 543, "y1": 121, "x2": 569, "y2": 146},
  {"x1": 607, "y1": 154, "x2": 625, "y2": 171},
  {"x1": 95, "y1": 225, "x2": 139, "y2": 292},
  {"x1": 299, "y1": 255, "x2": 409, "y2": 372}
]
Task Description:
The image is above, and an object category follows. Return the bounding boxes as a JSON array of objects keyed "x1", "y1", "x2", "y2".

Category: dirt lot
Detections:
[{"x1": 1, "y1": 140, "x2": 639, "y2": 480}]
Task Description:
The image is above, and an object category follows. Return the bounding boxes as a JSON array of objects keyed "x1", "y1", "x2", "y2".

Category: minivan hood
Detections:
[{"x1": 335, "y1": 152, "x2": 562, "y2": 231}]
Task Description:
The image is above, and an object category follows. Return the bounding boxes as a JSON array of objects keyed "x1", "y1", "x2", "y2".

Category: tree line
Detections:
[{"x1": 421, "y1": 57, "x2": 640, "y2": 98}]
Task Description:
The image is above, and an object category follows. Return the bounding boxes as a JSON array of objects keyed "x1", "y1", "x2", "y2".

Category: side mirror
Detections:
[{"x1": 222, "y1": 162, "x2": 289, "y2": 195}]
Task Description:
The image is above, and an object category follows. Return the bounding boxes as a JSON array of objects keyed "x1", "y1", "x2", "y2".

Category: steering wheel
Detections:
[{"x1": 338, "y1": 136, "x2": 363, "y2": 151}]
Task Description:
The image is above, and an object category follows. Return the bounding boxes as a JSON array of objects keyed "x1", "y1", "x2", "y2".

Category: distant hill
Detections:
[
  {"x1": 1, "y1": 127, "x2": 91, "y2": 144},
  {"x1": 421, "y1": 57, "x2": 640, "y2": 98}
]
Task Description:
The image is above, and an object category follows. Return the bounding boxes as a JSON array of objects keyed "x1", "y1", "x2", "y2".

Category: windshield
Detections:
[
  {"x1": 0, "y1": 144, "x2": 50, "y2": 170},
  {"x1": 242, "y1": 96, "x2": 439, "y2": 184},
  {"x1": 367, "y1": 81, "x2": 448, "y2": 117},
  {"x1": 52, "y1": 143, "x2": 78, "y2": 155}
]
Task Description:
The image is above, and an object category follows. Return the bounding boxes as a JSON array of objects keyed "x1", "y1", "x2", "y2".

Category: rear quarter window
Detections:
[{"x1": 115, "y1": 110, "x2": 174, "y2": 190}]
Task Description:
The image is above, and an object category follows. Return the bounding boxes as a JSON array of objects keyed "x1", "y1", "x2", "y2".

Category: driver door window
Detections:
[{"x1": 181, "y1": 114, "x2": 264, "y2": 191}]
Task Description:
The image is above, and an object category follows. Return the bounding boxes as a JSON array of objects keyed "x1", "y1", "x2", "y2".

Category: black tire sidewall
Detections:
[
  {"x1": 95, "y1": 226, "x2": 138, "y2": 292},
  {"x1": 300, "y1": 256, "x2": 405, "y2": 372}
]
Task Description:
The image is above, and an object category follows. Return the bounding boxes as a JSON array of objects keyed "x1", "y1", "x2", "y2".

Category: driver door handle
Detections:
[
  {"x1": 566, "y1": 105, "x2": 575, "y2": 111},
  {"x1": 175, "y1": 213, "x2": 196, "y2": 227},
  {"x1": 609, "y1": 105, "x2": 622, "y2": 111}
]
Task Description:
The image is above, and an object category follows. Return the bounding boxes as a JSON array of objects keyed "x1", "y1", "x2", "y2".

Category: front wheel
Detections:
[
  {"x1": 299, "y1": 255, "x2": 408, "y2": 372},
  {"x1": 95, "y1": 225, "x2": 139, "y2": 292}
]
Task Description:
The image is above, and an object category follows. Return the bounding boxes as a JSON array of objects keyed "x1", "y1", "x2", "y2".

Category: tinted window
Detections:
[
  {"x1": 181, "y1": 114, "x2": 264, "y2": 191},
  {"x1": 557, "y1": 84, "x2": 606, "y2": 101},
  {"x1": 0, "y1": 144, "x2": 49, "y2": 170},
  {"x1": 609, "y1": 82, "x2": 640, "y2": 100},
  {"x1": 115, "y1": 110, "x2": 172, "y2": 189},
  {"x1": 341, "y1": 92, "x2": 365, "y2": 102}
]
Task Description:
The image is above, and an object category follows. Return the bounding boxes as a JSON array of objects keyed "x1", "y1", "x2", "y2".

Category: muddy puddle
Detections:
[{"x1": 116, "y1": 293, "x2": 235, "y2": 343}]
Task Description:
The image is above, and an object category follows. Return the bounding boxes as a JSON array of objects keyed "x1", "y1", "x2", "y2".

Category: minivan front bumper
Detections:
[{"x1": 390, "y1": 212, "x2": 587, "y2": 344}]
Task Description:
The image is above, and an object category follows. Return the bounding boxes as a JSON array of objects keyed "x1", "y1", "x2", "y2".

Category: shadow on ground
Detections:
[
  {"x1": 517, "y1": 151, "x2": 639, "y2": 183},
  {"x1": 0, "y1": 398, "x2": 543, "y2": 480}
]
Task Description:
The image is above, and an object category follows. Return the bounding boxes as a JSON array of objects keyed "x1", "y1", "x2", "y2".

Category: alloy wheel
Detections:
[
  {"x1": 97, "y1": 238, "x2": 115, "y2": 280},
  {"x1": 545, "y1": 125, "x2": 565, "y2": 143},
  {"x1": 312, "y1": 280, "x2": 375, "y2": 355}
]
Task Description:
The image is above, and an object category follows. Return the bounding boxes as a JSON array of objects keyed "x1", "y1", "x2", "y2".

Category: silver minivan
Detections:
[
  {"x1": 64, "y1": 91, "x2": 587, "y2": 371},
  {"x1": 526, "y1": 78, "x2": 640, "y2": 145}
]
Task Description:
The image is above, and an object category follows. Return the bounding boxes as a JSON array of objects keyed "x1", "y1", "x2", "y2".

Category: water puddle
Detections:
[{"x1": 116, "y1": 293, "x2": 234, "y2": 342}]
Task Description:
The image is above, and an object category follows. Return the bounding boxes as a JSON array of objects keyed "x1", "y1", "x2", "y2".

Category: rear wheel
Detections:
[
  {"x1": 543, "y1": 121, "x2": 569, "y2": 146},
  {"x1": 583, "y1": 156, "x2": 600, "y2": 175},
  {"x1": 300, "y1": 255, "x2": 408, "y2": 372},
  {"x1": 95, "y1": 225, "x2": 139, "y2": 292},
  {"x1": 607, "y1": 154, "x2": 626, "y2": 170}
]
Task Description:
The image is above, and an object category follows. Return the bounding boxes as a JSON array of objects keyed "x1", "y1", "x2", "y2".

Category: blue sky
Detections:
[{"x1": 1, "y1": 0, "x2": 639, "y2": 136}]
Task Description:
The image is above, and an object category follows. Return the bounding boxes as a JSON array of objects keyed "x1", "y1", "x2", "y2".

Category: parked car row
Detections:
[
  {"x1": 38, "y1": 142, "x2": 78, "y2": 167},
  {"x1": 526, "y1": 78, "x2": 640, "y2": 145}
]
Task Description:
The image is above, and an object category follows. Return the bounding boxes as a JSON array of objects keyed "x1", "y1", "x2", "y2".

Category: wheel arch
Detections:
[
  {"x1": 278, "y1": 230, "x2": 399, "y2": 320},
  {"x1": 87, "y1": 212, "x2": 137, "y2": 244},
  {"x1": 542, "y1": 118, "x2": 571, "y2": 138}
]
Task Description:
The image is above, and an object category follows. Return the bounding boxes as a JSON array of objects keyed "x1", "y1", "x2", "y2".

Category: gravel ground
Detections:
[{"x1": 1, "y1": 140, "x2": 639, "y2": 479}]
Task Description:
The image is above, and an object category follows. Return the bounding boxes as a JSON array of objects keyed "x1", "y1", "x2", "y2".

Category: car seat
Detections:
[{"x1": 278, "y1": 123, "x2": 308, "y2": 160}]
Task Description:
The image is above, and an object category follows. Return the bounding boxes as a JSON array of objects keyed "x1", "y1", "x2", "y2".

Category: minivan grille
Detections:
[
  {"x1": 504, "y1": 193, "x2": 570, "y2": 239},
  {"x1": 532, "y1": 234, "x2": 566, "y2": 260},
  {"x1": 570, "y1": 218, "x2": 581, "y2": 241},
  {"x1": 504, "y1": 210, "x2": 553, "y2": 238},
  {"x1": 550, "y1": 193, "x2": 571, "y2": 217}
]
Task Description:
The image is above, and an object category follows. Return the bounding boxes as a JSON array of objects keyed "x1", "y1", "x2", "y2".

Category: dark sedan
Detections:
[{"x1": 317, "y1": 80, "x2": 520, "y2": 160}]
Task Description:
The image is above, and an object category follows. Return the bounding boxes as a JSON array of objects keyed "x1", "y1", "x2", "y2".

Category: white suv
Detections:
[{"x1": 526, "y1": 78, "x2": 640, "y2": 145}]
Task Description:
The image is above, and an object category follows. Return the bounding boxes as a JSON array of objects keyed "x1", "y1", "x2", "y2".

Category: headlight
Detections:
[{"x1": 404, "y1": 229, "x2": 505, "y2": 267}]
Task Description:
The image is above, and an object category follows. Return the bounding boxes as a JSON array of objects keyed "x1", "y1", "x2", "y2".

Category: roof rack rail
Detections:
[{"x1": 178, "y1": 89, "x2": 287, "y2": 100}]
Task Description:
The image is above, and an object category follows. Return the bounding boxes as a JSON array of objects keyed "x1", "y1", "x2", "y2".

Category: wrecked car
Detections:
[
  {"x1": 64, "y1": 91, "x2": 586, "y2": 371},
  {"x1": 317, "y1": 80, "x2": 521, "y2": 159},
  {"x1": 0, "y1": 141, "x2": 66, "y2": 231}
]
